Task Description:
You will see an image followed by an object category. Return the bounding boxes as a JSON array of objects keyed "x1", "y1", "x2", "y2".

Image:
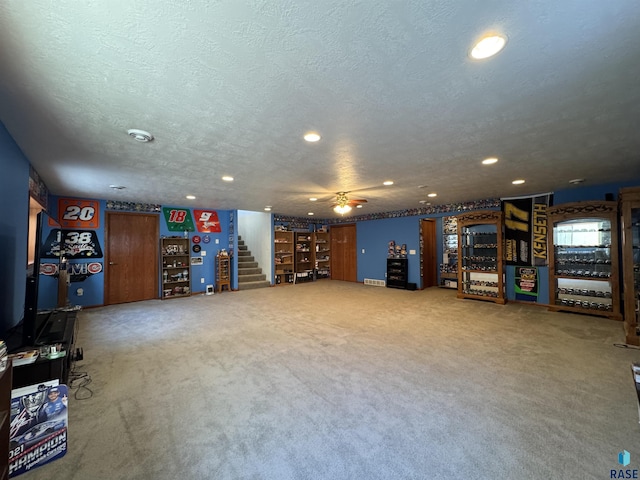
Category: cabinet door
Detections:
[
  {"x1": 621, "y1": 189, "x2": 640, "y2": 344},
  {"x1": 548, "y1": 201, "x2": 620, "y2": 320}
]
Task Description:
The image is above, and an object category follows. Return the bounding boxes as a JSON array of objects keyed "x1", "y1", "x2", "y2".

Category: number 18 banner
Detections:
[
  {"x1": 162, "y1": 208, "x2": 195, "y2": 232},
  {"x1": 501, "y1": 193, "x2": 553, "y2": 267}
]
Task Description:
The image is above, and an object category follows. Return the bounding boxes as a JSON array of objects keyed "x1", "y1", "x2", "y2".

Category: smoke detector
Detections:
[{"x1": 127, "y1": 129, "x2": 154, "y2": 142}]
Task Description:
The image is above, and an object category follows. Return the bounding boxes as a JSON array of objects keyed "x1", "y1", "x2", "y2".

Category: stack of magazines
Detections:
[{"x1": 0, "y1": 340, "x2": 7, "y2": 371}]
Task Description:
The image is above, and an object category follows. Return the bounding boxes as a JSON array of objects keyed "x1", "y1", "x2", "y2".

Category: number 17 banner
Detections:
[{"x1": 501, "y1": 193, "x2": 553, "y2": 267}]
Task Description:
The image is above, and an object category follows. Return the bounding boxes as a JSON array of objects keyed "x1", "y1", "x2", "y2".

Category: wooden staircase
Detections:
[{"x1": 237, "y1": 236, "x2": 270, "y2": 290}]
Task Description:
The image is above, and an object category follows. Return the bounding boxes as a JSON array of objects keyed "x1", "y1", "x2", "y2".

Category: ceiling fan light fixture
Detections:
[
  {"x1": 127, "y1": 129, "x2": 154, "y2": 142},
  {"x1": 470, "y1": 34, "x2": 507, "y2": 60},
  {"x1": 334, "y1": 204, "x2": 352, "y2": 215}
]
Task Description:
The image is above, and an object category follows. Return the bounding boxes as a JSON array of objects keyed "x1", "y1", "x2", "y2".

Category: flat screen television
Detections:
[{"x1": 23, "y1": 210, "x2": 68, "y2": 346}]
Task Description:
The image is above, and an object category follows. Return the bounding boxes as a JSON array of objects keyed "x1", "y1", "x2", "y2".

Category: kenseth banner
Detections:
[{"x1": 501, "y1": 193, "x2": 553, "y2": 267}]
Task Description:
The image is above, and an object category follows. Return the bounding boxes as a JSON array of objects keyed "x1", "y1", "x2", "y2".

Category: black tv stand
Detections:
[{"x1": 12, "y1": 310, "x2": 77, "y2": 389}]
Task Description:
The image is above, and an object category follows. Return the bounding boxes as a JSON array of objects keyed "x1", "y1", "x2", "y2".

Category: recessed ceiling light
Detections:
[
  {"x1": 127, "y1": 129, "x2": 154, "y2": 142},
  {"x1": 512, "y1": 179, "x2": 525, "y2": 185},
  {"x1": 470, "y1": 34, "x2": 507, "y2": 60},
  {"x1": 383, "y1": 180, "x2": 394, "y2": 186},
  {"x1": 356, "y1": 204, "x2": 363, "y2": 208},
  {"x1": 109, "y1": 185, "x2": 126, "y2": 190},
  {"x1": 308, "y1": 212, "x2": 314, "y2": 216},
  {"x1": 569, "y1": 178, "x2": 585, "y2": 185},
  {"x1": 482, "y1": 157, "x2": 499, "y2": 165},
  {"x1": 186, "y1": 195, "x2": 196, "y2": 200},
  {"x1": 304, "y1": 132, "x2": 321, "y2": 142},
  {"x1": 427, "y1": 193, "x2": 437, "y2": 197},
  {"x1": 222, "y1": 176, "x2": 234, "y2": 182},
  {"x1": 264, "y1": 206, "x2": 272, "y2": 211},
  {"x1": 309, "y1": 197, "x2": 318, "y2": 202}
]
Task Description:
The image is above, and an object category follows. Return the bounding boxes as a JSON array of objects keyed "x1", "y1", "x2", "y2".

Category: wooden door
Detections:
[
  {"x1": 330, "y1": 224, "x2": 357, "y2": 282},
  {"x1": 421, "y1": 219, "x2": 437, "y2": 288},
  {"x1": 105, "y1": 212, "x2": 159, "y2": 305}
]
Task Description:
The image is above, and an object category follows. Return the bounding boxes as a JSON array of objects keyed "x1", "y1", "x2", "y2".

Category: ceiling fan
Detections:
[{"x1": 332, "y1": 192, "x2": 367, "y2": 215}]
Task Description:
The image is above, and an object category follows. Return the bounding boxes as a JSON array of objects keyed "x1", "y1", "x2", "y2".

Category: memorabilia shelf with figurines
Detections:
[
  {"x1": 456, "y1": 210, "x2": 506, "y2": 304},
  {"x1": 620, "y1": 187, "x2": 640, "y2": 345},
  {"x1": 440, "y1": 215, "x2": 458, "y2": 288},
  {"x1": 274, "y1": 226, "x2": 295, "y2": 285},
  {"x1": 314, "y1": 227, "x2": 331, "y2": 279},
  {"x1": 547, "y1": 200, "x2": 621, "y2": 320},
  {"x1": 160, "y1": 237, "x2": 191, "y2": 299},
  {"x1": 215, "y1": 250, "x2": 231, "y2": 293},
  {"x1": 294, "y1": 232, "x2": 314, "y2": 283}
]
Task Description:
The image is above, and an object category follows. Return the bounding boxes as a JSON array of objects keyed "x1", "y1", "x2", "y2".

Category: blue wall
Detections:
[
  {"x1": 48, "y1": 197, "x2": 234, "y2": 307},
  {"x1": 0, "y1": 122, "x2": 30, "y2": 336}
]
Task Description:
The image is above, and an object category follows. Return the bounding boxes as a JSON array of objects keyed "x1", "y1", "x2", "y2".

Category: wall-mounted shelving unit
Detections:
[
  {"x1": 547, "y1": 201, "x2": 621, "y2": 320},
  {"x1": 620, "y1": 187, "x2": 640, "y2": 345},
  {"x1": 440, "y1": 215, "x2": 458, "y2": 289},
  {"x1": 160, "y1": 237, "x2": 191, "y2": 299},
  {"x1": 457, "y1": 210, "x2": 505, "y2": 304},
  {"x1": 274, "y1": 229, "x2": 295, "y2": 285},
  {"x1": 315, "y1": 230, "x2": 331, "y2": 279}
]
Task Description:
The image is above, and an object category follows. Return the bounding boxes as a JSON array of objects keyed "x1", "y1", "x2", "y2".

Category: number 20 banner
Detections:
[{"x1": 501, "y1": 193, "x2": 553, "y2": 267}]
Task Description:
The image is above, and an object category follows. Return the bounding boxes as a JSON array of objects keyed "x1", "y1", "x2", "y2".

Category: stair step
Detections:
[
  {"x1": 237, "y1": 261, "x2": 258, "y2": 269},
  {"x1": 238, "y1": 267, "x2": 262, "y2": 275},
  {"x1": 238, "y1": 280, "x2": 271, "y2": 290},
  {"x1": 238, "y1": 273, "x2": 267, "y2": 282},
  {"x1": 238, "y1": 256, "x2": 255, "y2": 263}
]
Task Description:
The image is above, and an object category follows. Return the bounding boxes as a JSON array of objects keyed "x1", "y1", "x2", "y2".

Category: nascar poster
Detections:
[
  {"x1": 501, "y1": 193, "x2": 552, "y2": 266},
  {"x1": 9, "y1": 383, "x2": 68, "y2": 477},
  {"x1": 162, "y1": 207, "x2": 195, "y2": 232}
]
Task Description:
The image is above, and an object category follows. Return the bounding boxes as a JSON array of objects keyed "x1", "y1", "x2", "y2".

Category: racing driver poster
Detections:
[{"x1": 9, "y1": 382, "x2": 68, "y2": 477}]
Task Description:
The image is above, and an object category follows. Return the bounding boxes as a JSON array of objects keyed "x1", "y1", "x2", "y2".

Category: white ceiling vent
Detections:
[{"x1": 127, "y1": 129, "x2": 154, "y2": 142}]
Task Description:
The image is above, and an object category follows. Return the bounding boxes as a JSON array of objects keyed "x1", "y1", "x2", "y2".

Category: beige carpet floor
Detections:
[{"x1": 20, "y1": 281, "x2": 640, "y2": 480}]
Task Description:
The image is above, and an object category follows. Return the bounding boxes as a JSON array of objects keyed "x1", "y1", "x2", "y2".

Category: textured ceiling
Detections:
[{"x1": 1, "y1": 1, "x2": 639, "y2": 218}]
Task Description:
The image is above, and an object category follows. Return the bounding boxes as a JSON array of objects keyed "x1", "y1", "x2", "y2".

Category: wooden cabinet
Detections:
[
  {"x1": 216, "y1": 253, "x2": 231, "y2": 292},
  {"x1": 274, "y1": 230, "x2": 294, "y2": 285},
  {"x1": 161, "y1": 237, "x2": 191, "y2": 299},
  {"x1": 386, "y1": 258, "x2": 408, "y2": 289},
  {"x1": 457, "y1": 210, "x2": 505, "y2": 304},
  {"x1": 315, "y1": 230, "x2": 331, "y2": 279},
  {"x1": 620, "y1": 187, "x2": 640, "y2": 344},
  {"x1": 439, "y1": 215, "x2": 458, "y2": 288},
  {"x1": 547, "y1": 201, "x2": 621, "y2": 320},
  {"x1": 295, "y1": 232, "x2": 314, "y2": 283},
  {"x1": 0, "y1": 359, "x2": 11, "y2": 480}
]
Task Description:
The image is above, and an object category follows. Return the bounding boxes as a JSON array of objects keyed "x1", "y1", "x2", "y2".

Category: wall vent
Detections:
[{"x1": 364, "y1": 278, "x2": 386, "y2": 287}]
